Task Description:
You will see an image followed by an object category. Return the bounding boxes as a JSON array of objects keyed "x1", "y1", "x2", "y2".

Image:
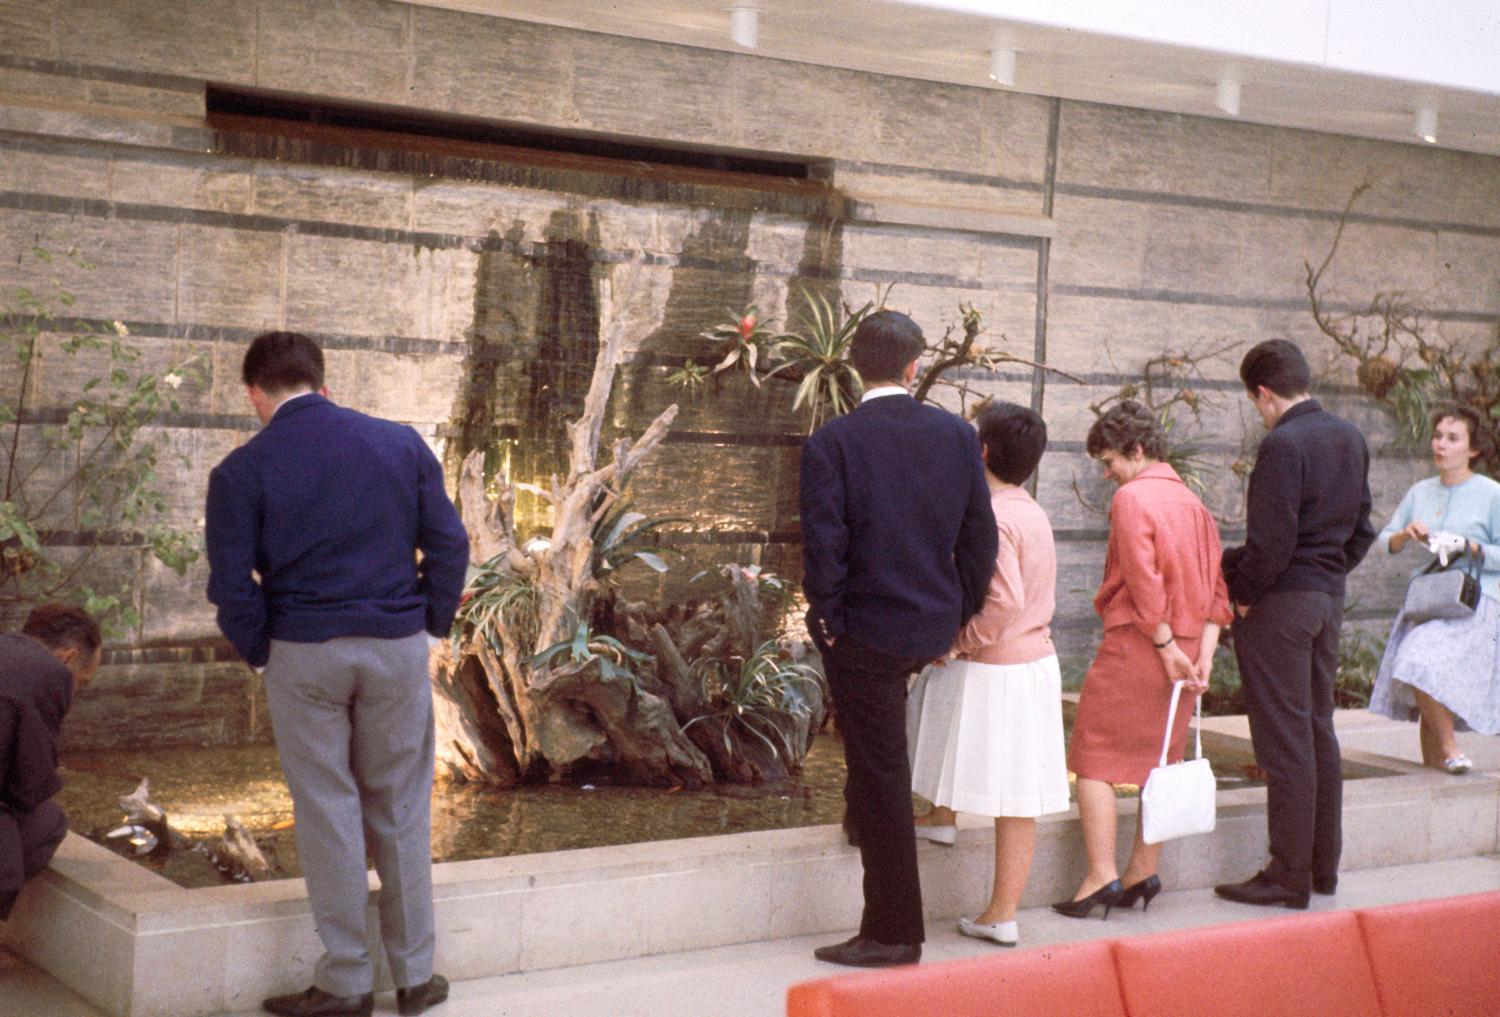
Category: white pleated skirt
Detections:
[{"x1": 907, "y1": 655, "x2": 1071, "y2": 819}]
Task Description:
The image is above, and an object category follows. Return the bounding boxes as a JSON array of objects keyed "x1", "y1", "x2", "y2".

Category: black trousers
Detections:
[
  {"x1": 0, "y1": 799, "x2": 68, "y2": 921},
  {"x1": 1233, "y1": 590, "x2": 1344, "y2": 893},
  {"x1": 825, "y1": 637, "x2": 928, "y2": 946}
]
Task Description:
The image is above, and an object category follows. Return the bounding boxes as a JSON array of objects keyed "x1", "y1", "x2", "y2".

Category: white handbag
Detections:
[{"x1": 1140, "y1": 681, "x2": 1217, "y2": 845}]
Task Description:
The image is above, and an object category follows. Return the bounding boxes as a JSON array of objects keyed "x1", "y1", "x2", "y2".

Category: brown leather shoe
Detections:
[
  {"x1": 262, "y1": 987, "x2": 374, "y2": 1017},
  {"x1": 397, "y1": 974, "x2": 449, "y2": 1016}
]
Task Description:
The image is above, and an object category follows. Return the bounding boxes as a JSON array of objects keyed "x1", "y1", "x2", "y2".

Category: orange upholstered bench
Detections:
[
  {"x1": 786, "y1": 891, "x2": 1500, "y2": 1017},
  {"x1": 1357, "y1": 891, "x2": 1500, "y2": 1017},
  {"x1": 785, "y1": 940, "x2": 1125, "y2": 1017}
]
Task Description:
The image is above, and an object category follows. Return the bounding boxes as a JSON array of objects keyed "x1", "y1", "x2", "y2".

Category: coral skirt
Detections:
[
  {"x1": 907, "y1": 655, "x2": 1071, "y2": 818},
  {"x1": 1067, "y1": 626, "x2": 1202, "y2": 787}
]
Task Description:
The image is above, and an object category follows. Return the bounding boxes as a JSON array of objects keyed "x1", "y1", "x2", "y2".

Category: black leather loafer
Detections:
[
  {"x1": 262, "y1": 987, "x2": 374, "y2": 1017},
  {"x1": 1214, "y1": 871, "x2": 1310, "y2": 910},
  {"x1": 813, "y1": 935, "x2": 921, "y2": 968},
  {"x1": 397, "y1": 974, "x2": 449, "y2": 1016}
]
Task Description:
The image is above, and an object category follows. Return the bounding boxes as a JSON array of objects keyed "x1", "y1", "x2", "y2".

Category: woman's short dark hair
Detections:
[
  {"x1": 849, "y1": 310, "x2": 924, "y2": 385},
  {"x1": 977, "y1": 402, "x2": 1047, "y2": 484},
  {"x1": 1239, "y1": 338, "x2": 1311, "y2": 398},
  {"x1": 1430, "y1": 403, "x2": 1495, "y2": 469},
  {"x1": 242, "y1": 331, "x2": 324, "y2": 393},
  {"x1": 22, "y1": 603, "x2": 102, "y2": 654},
  {"x1": 1085, "y1": 400, "x2": 1168, "y2": 461}
]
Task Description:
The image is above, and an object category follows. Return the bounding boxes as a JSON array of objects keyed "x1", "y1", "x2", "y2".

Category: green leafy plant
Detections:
[
  {"x1": 1, "y1": 243, "x2": 203, "y2": 633},
  {"x1": 665, "y1": 358, "x2": 709, "y2": 397},
  {"x1": 591, "y1": 500, "x2": 681, "y2": 584},
  {"x1": 684, "y1": 639, "x2": 822, "y2": 762},
  {"x1": 528, "y1": 622, "x2": 653, "y2": 684},
  {"x1": 454, "y1": 564, "x2": 540, "y2": 659},
  {"x1": 765, "y1": 286, "x2": 869, "y2": 434}
]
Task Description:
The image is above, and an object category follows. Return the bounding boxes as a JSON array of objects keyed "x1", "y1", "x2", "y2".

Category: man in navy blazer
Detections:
[
  {"x1": 206, "y1": 332, "x2": 468, "y2": 1017},
  {"x1": 800, "y1": 310, "x2": 997, "y2": 967}
]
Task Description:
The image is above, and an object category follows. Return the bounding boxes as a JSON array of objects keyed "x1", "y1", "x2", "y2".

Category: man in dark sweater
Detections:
[
  {"x1": 1216, "y1": 339, "x2": 1376, "y2": 910},
  {"x1": 206, "y1": 332, "x2": 469, "y2": 1017},
  {"x1": 800, "y1": 310, "x2": 997, "y2": 967},
  {"x1": 0, "y1": 604, "x2": 101, "y2": 922}
]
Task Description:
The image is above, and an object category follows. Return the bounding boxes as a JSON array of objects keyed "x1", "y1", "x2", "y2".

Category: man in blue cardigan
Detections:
[
  {"x1": 206, "y1": 332, "x2": 468, "y2": 1017},
  {"x1": 801, "y1": 310, "x2": 997, "y2": 967}
]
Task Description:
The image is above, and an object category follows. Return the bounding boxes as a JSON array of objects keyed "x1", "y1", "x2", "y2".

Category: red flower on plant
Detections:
[{"x1": 738, "y1": 313, "x2": 757, "y2": 338}]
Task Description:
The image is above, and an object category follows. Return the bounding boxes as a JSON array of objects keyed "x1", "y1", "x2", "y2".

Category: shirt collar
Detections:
[
  {"x1": 270, "y1": 391, "x2": 319, "y2": 420},
  {"x1": 860, "y1": 385, "x2": 909, "y2": 403}
]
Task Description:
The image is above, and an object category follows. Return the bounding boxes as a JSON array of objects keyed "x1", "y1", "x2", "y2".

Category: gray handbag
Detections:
[{"x1": 1401, "y1": 550, "x2": 1481, "y2": 624}]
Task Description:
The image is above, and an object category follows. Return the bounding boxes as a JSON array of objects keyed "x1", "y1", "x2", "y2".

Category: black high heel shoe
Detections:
[
  {"x1": 1116, "y1": 875, "x2": 1162, "y2": 912},
  {"x1": 1051, "y1": 879, "x2": 1125, "y2": 920}
]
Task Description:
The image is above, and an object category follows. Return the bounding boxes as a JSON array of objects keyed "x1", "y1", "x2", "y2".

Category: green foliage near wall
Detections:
[{"x1": 0, "y1": 244, "x2": 202, "y2": 635}]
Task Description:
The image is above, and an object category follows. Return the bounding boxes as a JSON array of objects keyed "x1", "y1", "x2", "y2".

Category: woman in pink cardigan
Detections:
[
  {"x1": 908, "y1": 403, "x2": 1070, "y2": 948},
  {"x1": 1055, "y1": 401, "x2": 1231, "y2": 920}
]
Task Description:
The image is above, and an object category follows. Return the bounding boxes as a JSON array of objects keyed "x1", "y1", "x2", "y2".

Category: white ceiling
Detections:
[{"x1": 406, "y1": 0, "x2": 1500, "y2": 158}]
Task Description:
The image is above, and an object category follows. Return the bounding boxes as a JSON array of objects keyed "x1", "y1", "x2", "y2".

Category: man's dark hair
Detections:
[
  {"x1": 977, "y1": 402, "x2": 1047, "y2": 484},
  {"x1": 1430, "y1": 403, "x2": 1495, "y2": 470},
  {"x1": 242, "y1": 331, "x2": 324, "y2": 393},
  {"x1": 22, "y1": 603, "x2": 102, "y2": 654},
  {"x1": 1239, "y1": 339, "x2": 1311, "y2": 398},
  {"x1": 850, "y1": 310, "x2": 924, "y2": 385},
  {"x1": 1085, "y1": 400, "x2": 1169, "y2": 461}
]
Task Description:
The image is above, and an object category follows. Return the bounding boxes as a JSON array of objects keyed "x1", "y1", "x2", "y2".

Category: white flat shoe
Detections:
[
  {"x1": 957, "y1": 916, "x2": 1017, "y2": 946},
  {"x1": 1444, "y1": 754, "x2": 1473, "y2": 775},
  {"x1": 914, "y1": 824, "x2": 957, "y2": 846}
]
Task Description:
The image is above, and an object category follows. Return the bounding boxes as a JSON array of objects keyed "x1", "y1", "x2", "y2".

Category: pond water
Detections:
[{"x1": 57, "y1": 728, "x2": 1277, "y2": 889}]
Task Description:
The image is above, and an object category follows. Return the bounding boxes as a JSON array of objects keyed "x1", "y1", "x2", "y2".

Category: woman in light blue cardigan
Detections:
[{"x1": 1369, "y1": 405, "x2": 1500, "y2": 773}]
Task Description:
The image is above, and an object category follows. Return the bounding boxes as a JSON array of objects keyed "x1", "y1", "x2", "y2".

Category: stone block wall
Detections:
[{"x1": 1, "y1": 0, "x2": 1495, "y2": 746}]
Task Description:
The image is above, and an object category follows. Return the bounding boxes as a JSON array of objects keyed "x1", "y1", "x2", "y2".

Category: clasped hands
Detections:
[{"x1": 1155, "y1": 637, "x2": 1211, "y2": 694}]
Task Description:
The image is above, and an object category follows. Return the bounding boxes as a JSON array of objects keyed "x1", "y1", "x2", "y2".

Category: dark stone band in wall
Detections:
[
  {"x1": 1055, "y1": 180, "x2": 1500, "y2": 241},
  {"x1": 2, "y1": 174, "x2": 1494, "y2": 320},
  {"x1": 0, "y1": 53, "x2": 204, "y2": 95},
  {"x1": 1051, "y1": 282, "x2": 1499, "y2": 324}
]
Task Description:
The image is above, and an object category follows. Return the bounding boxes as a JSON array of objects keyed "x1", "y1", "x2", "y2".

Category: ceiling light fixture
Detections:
[
  {"x1": 729, "y1": 6, "x2": 758, "y2": 49},
  {"x1": 1414, "y1": 106, "x2": 1437, "y2": 144},
  {"x1": 1215, "y1": 76, "x2": 1241, "y2": 117},
  {"x1": 988, "y1": 48, "x2": 1016, "y2": 87}
]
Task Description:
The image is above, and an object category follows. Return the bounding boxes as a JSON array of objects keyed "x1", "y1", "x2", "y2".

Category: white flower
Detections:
[
  {"x1": 162, "y1": 372, "x2": 183, "y2": 389},
  {"x1": 112, "y1": 320, "x2": 129, "y2": 336}
]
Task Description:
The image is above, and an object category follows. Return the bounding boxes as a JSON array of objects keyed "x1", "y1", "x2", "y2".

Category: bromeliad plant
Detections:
[
  {"x1": 684, "y1": 639, "x2": 824, "y2": 765},
  {"x1": 689, "y1": 285, "x2": 1080, "y2": 433},
  {"x1": 1, "y1": 244, "x2": 202, "y2": 633},
  {"x1": 528, "y1": 622, "x2": 654, "y2": 685}
]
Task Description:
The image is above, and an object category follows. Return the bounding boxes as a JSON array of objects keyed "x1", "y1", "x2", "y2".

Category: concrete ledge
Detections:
[{"x1": 4, "y1": 725, "x2": 1496, "y2": 1017}]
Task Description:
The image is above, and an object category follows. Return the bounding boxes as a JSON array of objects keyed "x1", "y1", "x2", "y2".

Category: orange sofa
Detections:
[{"x1": 786, "y1": 890, "x2": 1500, "y2": 1017}]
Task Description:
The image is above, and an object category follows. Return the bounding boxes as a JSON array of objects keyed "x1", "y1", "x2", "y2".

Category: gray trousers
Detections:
[{"x1": 263, "y1": 633, "x2": 435, "y2": 996}]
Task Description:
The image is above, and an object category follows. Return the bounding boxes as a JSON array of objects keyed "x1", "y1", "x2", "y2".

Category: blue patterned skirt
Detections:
[{"x1": 1368, "y1": 593, "x2": 1500, "y2": 735}]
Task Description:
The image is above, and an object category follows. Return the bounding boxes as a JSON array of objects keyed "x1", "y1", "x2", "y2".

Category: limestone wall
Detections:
[{"x1": 1, "y1": 0, "x2": 1495, "y2": 746}]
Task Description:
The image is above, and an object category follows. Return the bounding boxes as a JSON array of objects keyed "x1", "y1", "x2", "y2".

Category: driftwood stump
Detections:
[{"x1": 430, "y1": 264, "x2": 712, "y2": 786}]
